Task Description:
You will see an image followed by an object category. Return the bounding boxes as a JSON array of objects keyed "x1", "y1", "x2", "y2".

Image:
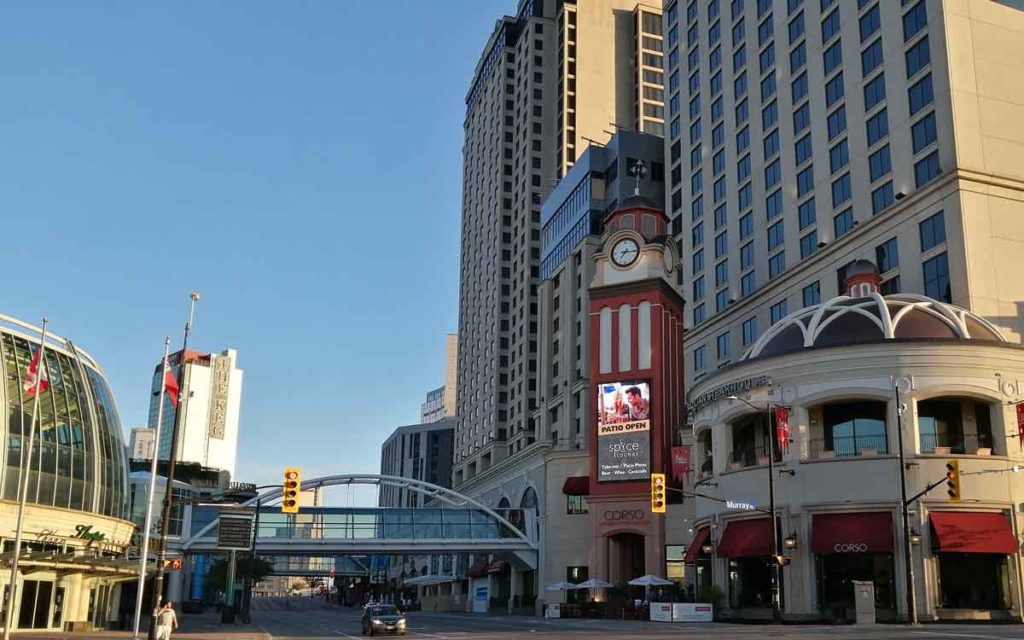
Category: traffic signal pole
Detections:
[{"x1": 895, "y1": 385, "x2": 918, "y2": 626}]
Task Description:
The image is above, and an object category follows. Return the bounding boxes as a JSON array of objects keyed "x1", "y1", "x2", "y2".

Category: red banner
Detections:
[
  {"x1": 774, "y1": 406, "x2": 790, "y2": 453},
  {"x1": 1017, "y1": 403, "x2": 1024, "y2": 451},
  {"x1": 671, "y1": 446, "x2": 692, "y2": 484}
]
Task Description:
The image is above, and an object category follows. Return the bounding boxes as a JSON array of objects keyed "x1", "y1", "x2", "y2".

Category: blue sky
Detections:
[{"x1": 0, "y1": 1, "x2": 505, "y2": 500}]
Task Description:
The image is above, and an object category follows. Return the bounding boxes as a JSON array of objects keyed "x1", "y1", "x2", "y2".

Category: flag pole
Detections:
[
  {"x1": 2, "y1": 317, "x2": 49, "y2": 640},
  {"x1": 132, "y1": 336, "x2": 172, "y2": 639},
  {"x1": 149, "y1": 292, "x2": 199, "y2": 638}
]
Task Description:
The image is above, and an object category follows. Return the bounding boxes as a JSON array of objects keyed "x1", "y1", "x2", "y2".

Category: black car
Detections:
[{"x1": 361, "y1": 604, "x2": 406, "y2": 636}]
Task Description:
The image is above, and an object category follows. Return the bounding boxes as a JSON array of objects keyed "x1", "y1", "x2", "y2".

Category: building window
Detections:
[
  {"x1": 739, "y1": 182, "x2": 752, "y2": 209},
  {"x1": 871, "y1": 182, "x2": 894, "y2": 215},
  {"x1": 919, "y1": 210, "x2": 946, "y2": 251},
  {"x1": 715, "y1": 203, "x2": 728, "y2": 228},
  {"x1": 741, "y1": 241, "x2": 755, "y2": 269},
  {"x1": 798, "y1": 198, "x2": 817, "y2": 229},
  {"x1": 733, "y1": 44, "x2": 747, "y2": 71},
  {"x1": 742, "y1": 317, "x2": 758, "y2": 345},
  {"x1": 834, "y1": 208, "x2": 854, "y2": 237},
  {"x1": 737, "y1": 153, "x2": 751, "y2": 181},
  {"x1": 790, "y1": 41, "x2": 806, "y2": 71},
  {"x1": 903, "y1": 0, "x2": 928, "y2": 42},
  {"x1": 797, "y1": 166, "x2": 814, "y2": 197},
  {"x1": 825, "y1": 72, "x2": 844, "y2": 107},
  {"x1": 800, "y1": 230, "x2": 818, "y2": 259},
  {"x1": 567, "y1": 494, "x2": 588, "y2": 515},
  {"x1": 693, "y1": 275, "x2": 705, "y2": 300},
  {"x1": 859, "y1": 4, "x2": 880, "y2": 42},
  {"x1": 736, "y1": 98, "x2": 749, "y2": 124},
  {"x1": 741, "y1": 269, "x2": 756, "y2": 295},
  {"x1": 769, "y1": 250, "x2": 786, "y2": 278},
  {"x1": 914, "y1": 150, "x2": 941, "y2": 187},
  {"x1": 802, "y1": 281, "x2": 821, "y2": 306},
  {"x1": 863, "y1": 73, "x2": 886, "y2": 111},
  {"x1": 737, "y1": 126, "x2": 750, "y2": 152},
  {"x1": 759, "y1": 46, "x2": 776, "y2": 75},
  {"x1": 821, "y1": 8, "x2": 841, "y2": 43},
  {"x1": 766, "y1": 189, "x2": 783, "y2": 219},
  {"x1": 715, "y1": 259, "x2": 730, "y2": 286},
  {"x1": 876, "y1": 237, "x2": 899, "y2": 272},
  {"x1": 768, "y1": 220, "x2": 785, "y2": 250},
  {"x1": 831, "y1": 173, "x2": 851, "y2": 207},
  {"x1": 717, "y1": 332, "x2": 731, "y2": 359},
  {"x1": 906, "y1": 35, "x2": 930, "y2": 77},
  {"x1": 861, "y1": 38, "x2": 883, "y2": 76},
  {"x1": 793, "y1": 102, "x2": 811, "y2": 133},
  {"x1": 827, "y1": 105, "x2": 847, "y2": 140},
  {"x1": 868, "y1": 145, "x2": 892, "y2": 182},
  {"x1": 765, "y1": 158, "x2": 781, "y2": 188},
  {"x1": 923, "y1": 252, "x2": 951, "y2": 302},
  {"x1": 823, "y1": 41, "x2": 843, "y2": 75},
  {"x1": 795, "y1": 134, "x2": 813, "y2": 166},
  {"x1": 880, "y1": 275, "x2": 901, "y2": 295},
  {"x1": 716, "y1": 288, "x2": 730, "y2": 312},
  {"x1": 770, "y1": 299, "x2": 789, "y2": 324},
  {"x1": 694, "y1": 345, "x2": 706, "y2": 370},
  {"x1": 829, "y1": 139, "x2": 849, "y2": 173},
  {"x1": 911, "y1": 112, "x2": 937, "y2": 153},
  {"x1": 789, "y1": 11, "x2": 805, "y2": 44},
  {"x1": 866, "y1": 109, "x2": 889, "y2": 146},
  {"x1": 908, "y1": 74, "x2": 934, "y2": 115},
  {"x1": 715, "y1": 231, "x2": 729, "y2": 258},
  {"x1": 693, "y1": 248, "x2": 705, "y2": 273},
  {"x1": 792, "y1": 71, "x2": 809, "y2": 102},
  {"x1": 763, "y1": 100, "x2": 779, "y2": 129},
  {"x1": 739, "y1": 212, "x2": 754, "y2": 239},
  {"x1": 694, "y1": 303, "x2": 706, "y2": 325}
]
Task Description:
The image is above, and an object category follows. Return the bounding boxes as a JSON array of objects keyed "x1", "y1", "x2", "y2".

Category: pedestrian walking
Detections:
[{"x1": 154, "y1": 601, "x2": 178, "y2": 640}]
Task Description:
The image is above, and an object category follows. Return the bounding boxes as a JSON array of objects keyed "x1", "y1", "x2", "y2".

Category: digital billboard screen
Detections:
[{"x1": 596, "y1": 381, "x2": 652, "y2": 482}]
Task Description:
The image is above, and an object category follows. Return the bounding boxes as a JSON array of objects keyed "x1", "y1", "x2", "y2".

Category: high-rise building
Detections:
[
  {"x1": 420, "y1": 333, "x2": 459, "y2": 423},
  {"x1": 150, "y1": 348, "x2": 244, "y2": 478},
  {"x1": 129, "y1": 425, "x2": 156, "y2": 459},
  {"x1": 536, "y1": 129, "x2": 666, "y2": 452},
  {"x1": 456, "y1": 0, "x2": 665, "y2": 487},
  {"x1": 663, "y1": 0, "x2": 1024, "y2": 386},
  {"x1": 378, "y1": 418, "x2": 456, "y2": 508}
]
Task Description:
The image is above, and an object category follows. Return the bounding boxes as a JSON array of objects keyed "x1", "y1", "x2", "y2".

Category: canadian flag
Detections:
[
  {"x1": 163, "y1": 367, "x2": 180, "y2": 408},
  {"x1": 23, "y1": 348, "x2": 49, "y2": 397}
]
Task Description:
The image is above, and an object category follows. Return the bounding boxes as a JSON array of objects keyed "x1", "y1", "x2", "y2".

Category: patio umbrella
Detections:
[
  {"x1": 546, "y1": 581, "x2": 578, "y2": 591},
  {"x1": 572, "y1": 579, "x2": 614, "y2": 589},
  {"x1": 627, "y1": 575, "x2": 673, "y2": 587}
]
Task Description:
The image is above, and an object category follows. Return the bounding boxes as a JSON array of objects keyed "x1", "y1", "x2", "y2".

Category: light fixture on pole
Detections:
[
  {"x1": 728, "y1": 394, "x2": 783, "y2": 622},
  {"x1": 784, "y1": 533, "x2": 798, "y2": 550},
  {"x1": 2, "y1": 318, "x2": 49, "y2": 640},
  {"x1": 132, "y1": 337, "x2": 173, "y2": 640},
  {"x1": 909, "y1": 529, "x2": 922, "y2": 546},
  {"x1": 894, "y1": 376, "x2": 919, "y2": 625}
]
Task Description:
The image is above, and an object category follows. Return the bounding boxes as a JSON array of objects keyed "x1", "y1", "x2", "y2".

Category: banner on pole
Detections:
[
  {"x1": 670, "y1": 446, "x2": 692, "y2": 484},
  {"x1": 774, "y1": 406, "x2": 790, "y2": 453}
]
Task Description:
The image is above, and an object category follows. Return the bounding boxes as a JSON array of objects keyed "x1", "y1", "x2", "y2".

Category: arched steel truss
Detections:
[{"x1": 182, "y1": 473, "x2": 536, "y2": 550}]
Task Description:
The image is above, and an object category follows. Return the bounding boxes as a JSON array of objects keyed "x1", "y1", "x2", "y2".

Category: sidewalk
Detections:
[{"x1": 11, "y1": 612, "x2": 270, "y2": 640}]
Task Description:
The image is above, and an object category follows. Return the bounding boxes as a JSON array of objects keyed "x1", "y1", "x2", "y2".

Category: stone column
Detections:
[{"x1": 507, "y1": 566, "x2": 520, "y2": 613}]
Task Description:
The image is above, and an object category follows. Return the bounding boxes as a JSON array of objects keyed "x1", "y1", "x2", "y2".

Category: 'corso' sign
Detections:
[
  {"x1": 833, "y1": 543, "x2": 868, "y2": 553},
  {"x1": 602, "y1": 509, "x2": 646, "y2": 522}
]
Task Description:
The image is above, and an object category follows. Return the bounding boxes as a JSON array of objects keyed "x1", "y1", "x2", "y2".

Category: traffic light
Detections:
[
  {"x1": 650, "y1": 473, "x2": 667, "y2": 514},
  {"x1": 282, "y1": 467, "x2": 301, "y2": 513},
  {"x1": 945, "y1": 459, "x2": 961, "y2": 502}
]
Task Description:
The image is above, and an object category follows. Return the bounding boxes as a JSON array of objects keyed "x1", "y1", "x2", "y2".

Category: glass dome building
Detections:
[{"x1": 0, "y1": 314, "x2": 135, "y2": 632}]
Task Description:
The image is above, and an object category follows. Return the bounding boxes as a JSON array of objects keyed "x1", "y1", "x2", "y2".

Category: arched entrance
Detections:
[{"x1": 608, "y1": 533, "x2": 645, "y2": 586}]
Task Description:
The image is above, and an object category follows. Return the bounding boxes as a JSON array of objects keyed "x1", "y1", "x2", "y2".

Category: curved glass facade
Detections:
[{"x1": 0, "y1": 325, "x2": 129, "y2": 520}]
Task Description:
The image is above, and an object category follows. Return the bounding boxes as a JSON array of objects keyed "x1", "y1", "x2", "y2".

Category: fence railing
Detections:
[
  {"x1": 728, "y1": 445, "x2": 780, "y2": 468},
  {"x1": 809, "y1": 434, "x2": 889, "y2": 458},
  {"x1": 919, "y1": 433, "x2": 992, "y2": 455}
]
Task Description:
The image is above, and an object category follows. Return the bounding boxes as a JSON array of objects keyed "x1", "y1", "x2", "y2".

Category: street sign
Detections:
[
  {"x1": 217, "y1": 516, "x2": 254, "y2": 550},
  {"x1": 726, "y1": 500, "x2": 756, "y2": 511}
]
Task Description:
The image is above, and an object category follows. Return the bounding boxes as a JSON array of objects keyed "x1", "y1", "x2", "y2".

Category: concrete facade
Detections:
[
  {"x1": 421, "y1": 334, "x2": 459, "y2": 423},
  {"x1": 456, "y1": 0, "x2": 664, "y2": 489},
  {"x1": 662, "y1": 0, "x2": 1024, "y2": 387},
  {"x1": 129, "y1": 426, "x2": 156, "y2": 460},
  {"x1": 378, "y1": 419, "x2": 456, "y2": 508}
]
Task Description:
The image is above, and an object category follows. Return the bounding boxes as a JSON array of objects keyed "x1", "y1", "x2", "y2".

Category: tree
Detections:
[{"x1": 206, "y1": 556, "x2": 275, "y2": 591}]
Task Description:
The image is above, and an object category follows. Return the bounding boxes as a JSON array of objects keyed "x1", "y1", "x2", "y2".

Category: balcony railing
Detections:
[
  {"x1": 728, "y1": 445, "x2": 778, "y2": 469},
  {"x1": 919, "y1": 433, "x2": 992, "y2": 455},
  {"x1": 809, "y1": 434, "x2": 889, "y2": 458}
]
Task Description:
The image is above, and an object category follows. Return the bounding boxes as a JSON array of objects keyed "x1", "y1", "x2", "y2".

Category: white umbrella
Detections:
[
  {"x1": 628, "y1": 575, "x2": 673, "y2": 587},
  {"x1": 546, "y1": 581, "x2": 578, "y2": 591},
  {"x1": 573, "y1": 578, "x2": 614, "y2": 589}
]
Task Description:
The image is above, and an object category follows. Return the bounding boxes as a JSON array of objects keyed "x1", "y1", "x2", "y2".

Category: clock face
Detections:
[{"x1": 611, "y1": 238, "x2": 640, "y2": 267}]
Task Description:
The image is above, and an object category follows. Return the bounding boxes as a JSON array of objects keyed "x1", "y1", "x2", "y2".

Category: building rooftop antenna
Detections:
[{"x1": 631, "y1": 159, "x2": 647, "y2": 196}]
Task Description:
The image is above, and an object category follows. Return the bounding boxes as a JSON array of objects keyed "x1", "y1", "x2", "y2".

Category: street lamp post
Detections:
[
  {"x1": 894, "y1": 378, "x2": 919, "y2": 625},
  {"x1": 728, "y1": 395, "x2": 783, "y2": 622}
]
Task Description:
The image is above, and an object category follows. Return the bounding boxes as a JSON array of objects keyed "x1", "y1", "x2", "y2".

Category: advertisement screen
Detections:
[{"x1": 596, "y1": 381, "x2": 652, "y2": 482}]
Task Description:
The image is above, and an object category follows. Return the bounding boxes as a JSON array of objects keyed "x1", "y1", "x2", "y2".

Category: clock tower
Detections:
[{"x1": 586, "y1": 192, "x2": 686, "y2": 586}]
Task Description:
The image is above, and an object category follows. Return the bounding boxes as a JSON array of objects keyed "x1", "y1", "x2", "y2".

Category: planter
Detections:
[
  {"x1": 976, "y1": 447, "x2": 992, "y2": 456},
  {"x1": 859, "y1": 447, "x2": 878, "y2": 457},
  {"x1": 933, "y1": 446, "x2": 951, "y2": 455},
  {"x1": 729, "y1": 462, "x2": 743, "y2": 470},
  {"x1": 818, "y1": 450, "x2": 835, "y2": 459}
]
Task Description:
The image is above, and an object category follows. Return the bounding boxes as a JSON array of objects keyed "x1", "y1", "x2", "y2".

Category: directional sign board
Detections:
[{"x1": 217, "y1": 515, "x2": 254, "y2": 550}]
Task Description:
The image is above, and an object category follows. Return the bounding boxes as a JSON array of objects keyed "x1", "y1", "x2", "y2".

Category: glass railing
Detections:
[{"x1": 809, "y1": 434, "x2": 889, "y2": 458}]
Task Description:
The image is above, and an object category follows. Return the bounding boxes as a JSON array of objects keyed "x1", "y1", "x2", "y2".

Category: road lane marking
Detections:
[{"x1": 911, "y1": 632, "x2": 1023, "y2": 640}]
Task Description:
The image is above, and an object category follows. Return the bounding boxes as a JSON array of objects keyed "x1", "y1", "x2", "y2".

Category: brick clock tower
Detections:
[{"x1": 587, "y1": 194, "x2": 685, "y2": 586}]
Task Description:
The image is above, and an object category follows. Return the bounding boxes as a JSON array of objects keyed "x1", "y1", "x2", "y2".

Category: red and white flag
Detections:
[
  {"x1": 23, "y1": 348, "x2": 49, "y2": 397},
  {"x1": 1016, "y1": 403, "x2": 1024, "y2": 452},
  {"x1": 163, "y1": 366, "x2": 180, "y2": 408},
  {"x1": 775, "y1": 406, "x2": 790, "y2": 453}
]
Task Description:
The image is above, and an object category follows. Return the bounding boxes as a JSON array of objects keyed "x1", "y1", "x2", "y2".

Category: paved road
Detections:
[{"x1": 252, "y1": 601, "x2": 1024, "y2": 640}]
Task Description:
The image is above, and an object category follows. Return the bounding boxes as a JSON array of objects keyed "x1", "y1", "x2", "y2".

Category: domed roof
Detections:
[
  {"x1": 844, "y1": 259, "x2": 879, "y2": 278},
  {"x1": 742, "y1": 293, "x2": 1007, "y2": 361},
  {"x1": 619, "y1": 194, "x2": 660, "y2": 211}
]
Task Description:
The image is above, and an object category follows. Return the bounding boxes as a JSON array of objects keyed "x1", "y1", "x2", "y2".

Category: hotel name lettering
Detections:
[
  {"x1": 33, "y1": 525, "x2": 107, "y2": 546},
  {"x1": 687, "y1": 376, "x2": 771, "y2": 412},
  {"x1": 209, "y1": 355, "x2": 231, "y2": 439}
]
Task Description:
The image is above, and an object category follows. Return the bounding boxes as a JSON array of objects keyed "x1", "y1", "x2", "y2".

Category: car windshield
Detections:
[{"x1": 368, "y1": 605, "x2": 399, "y2": 616}]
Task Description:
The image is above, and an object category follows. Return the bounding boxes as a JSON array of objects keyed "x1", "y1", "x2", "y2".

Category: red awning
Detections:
[
  {"x1": 812, "y1": 511, "x2": 893, "y2": 554},
  {"x1": 684, "y1": 528, "x2": 711, "y2": 563},
  {"x1": 930, "y1": 512, "x2": 1019, "y2": 554},
  {"x1": 562, "y1": 476, "x2": 590, "y2": 496},
  {"x1": 716, "y1": 518, "x2": 773, "y2": 558},
  {"x1": 466, "y1": 562, "x2": 489, "y2": 578},
  {"x1": 486, "y1": 561, "x2": 509, "y2": 575}
]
